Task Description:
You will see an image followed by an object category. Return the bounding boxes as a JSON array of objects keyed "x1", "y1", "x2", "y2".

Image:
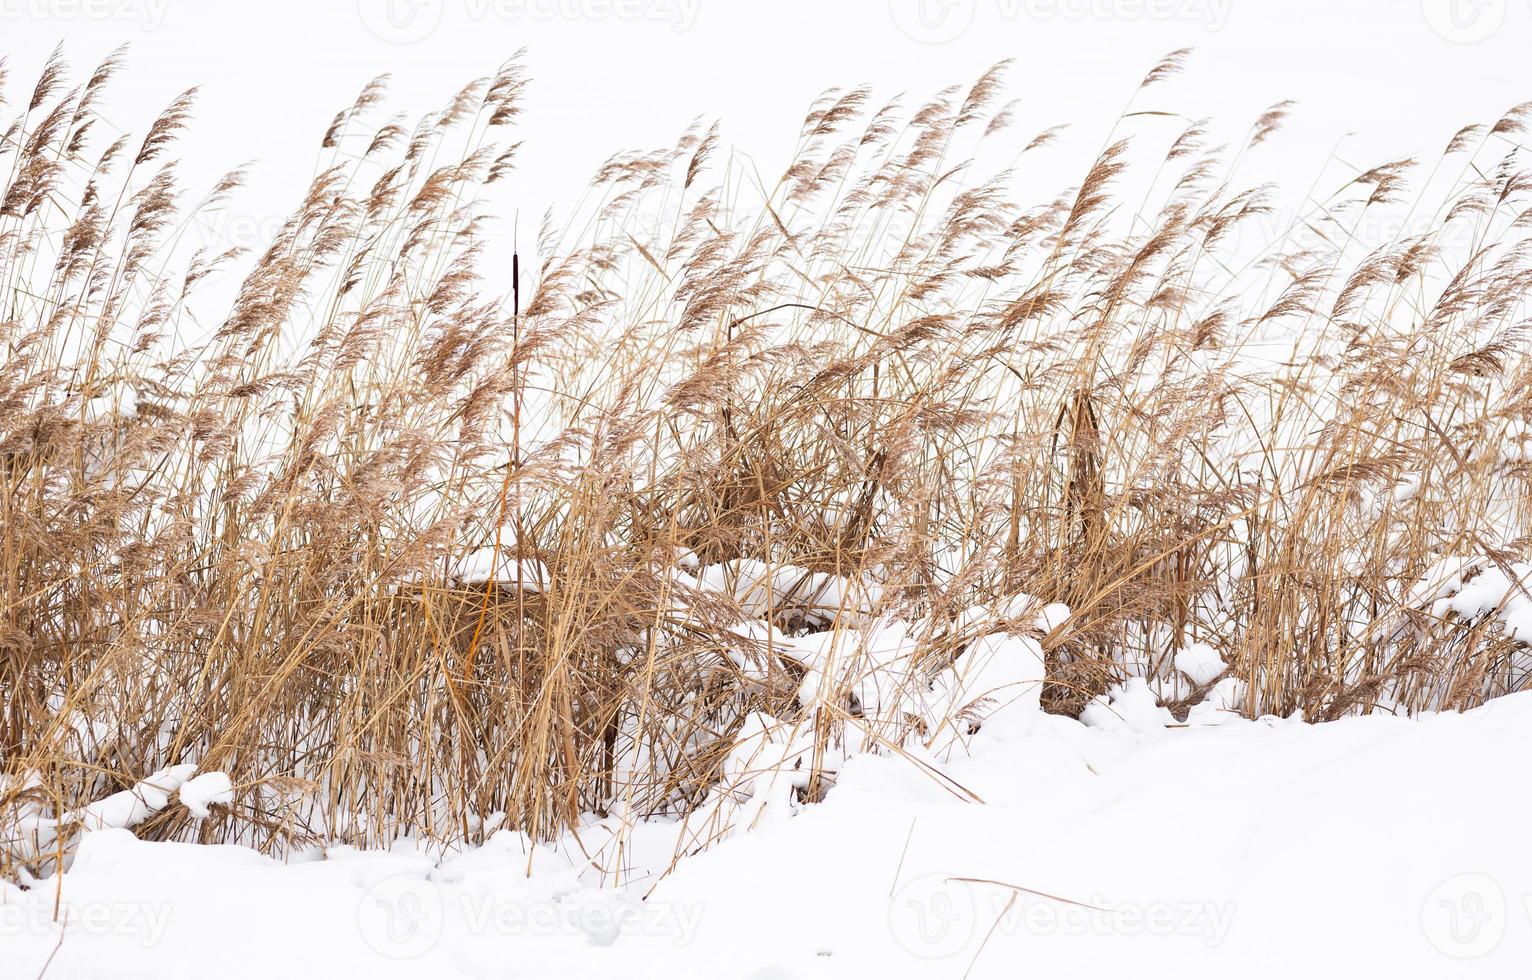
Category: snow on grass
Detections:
[
  {"x1": 7, "y1": 693, "x2": 1530, "y2": 978},
  {"x1": 1174, "y1": 642, "x2": 1227, "y2": 687},
  {"x1": 73, "y1": 765, "x2": 199, "y2": 834},
  {"x1": 176, "y1": 772, "x2": 234, "y2": 820},
  {"x1": 2, "y1": 765, "x2": 235, "y2": 880}
]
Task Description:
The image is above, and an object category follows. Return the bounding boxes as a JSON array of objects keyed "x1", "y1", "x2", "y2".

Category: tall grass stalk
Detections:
[{"x1": 2, "y1": 48, "x2": 1530, "y2": 874}]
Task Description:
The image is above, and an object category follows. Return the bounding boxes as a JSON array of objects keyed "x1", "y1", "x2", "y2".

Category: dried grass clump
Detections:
[{"x1": 3, "y1": 48, "x2": 1531, "y2": 874}]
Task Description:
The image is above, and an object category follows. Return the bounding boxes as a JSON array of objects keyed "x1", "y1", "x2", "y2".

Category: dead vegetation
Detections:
[{"x1": 3, "y1": 46, "x2": 1531, "y2": 873}]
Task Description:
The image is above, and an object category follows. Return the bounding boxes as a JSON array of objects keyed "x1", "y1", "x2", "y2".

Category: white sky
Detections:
[{"x1": 5, "y1": 0, "x2": 1531, "y2": 283}]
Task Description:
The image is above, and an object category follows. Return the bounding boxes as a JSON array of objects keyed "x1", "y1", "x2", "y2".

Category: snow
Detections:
[
  {"x1": 693, "y1": 559, "x2": 883, "y2": 629},
  {"x1": 80, "y1": 389, "x2": 138, "y2": 423},
  {"x1": 7, "y1": 693, "x2": 1531, "y2": 978},
  {"x1": 1398, "y1": 555, "x2": 1532, "y2": 650},
  {"x1": 1174, "y1": 642, "x2": 1227, "y2": 687},
  {"x1": 1185, "y1": 677, "x2": 1249, "y2": 727},
  {"x1": 1080, "y1": 678, "x2": 1178, "y2": 734},
  {"x1": 177, "y1": 772, "x2": 234, "y2": 820},
  {"x1": 5, "y1": 550, "x2": 1525, "y2": 978},
  {"x1": 454, "y1": 550, "x2": 550, "y2": 590},
  {"x1": 74, "y1": 765, "x2": 198, "y2": 834},
  {"x1": 1, "y1": 550, "x2": 1523, "y2": 977}
]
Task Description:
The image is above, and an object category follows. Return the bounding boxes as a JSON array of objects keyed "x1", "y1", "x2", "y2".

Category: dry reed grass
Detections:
[{"x1": 2, "y1": 47, "x2": 1530, "y2": 875}]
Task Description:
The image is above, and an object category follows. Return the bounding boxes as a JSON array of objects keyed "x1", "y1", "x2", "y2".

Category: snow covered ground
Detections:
[{"x1": 8, "y1": 690, "x2": 1529, "y2": 979}]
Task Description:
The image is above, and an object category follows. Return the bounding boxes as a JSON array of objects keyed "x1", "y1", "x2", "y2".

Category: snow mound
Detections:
[
  {"x1": 7, "y1": 693, "x2": 1530, "y2": 978},
  {"x1": 1174, "y1": 642, "x2": 1227, "y2": 686}
]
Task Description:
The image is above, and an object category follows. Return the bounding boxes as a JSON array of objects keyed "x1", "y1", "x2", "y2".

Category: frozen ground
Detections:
[{"x1": 7, "y1": 689, "x2": 1529, "y2": 979}]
